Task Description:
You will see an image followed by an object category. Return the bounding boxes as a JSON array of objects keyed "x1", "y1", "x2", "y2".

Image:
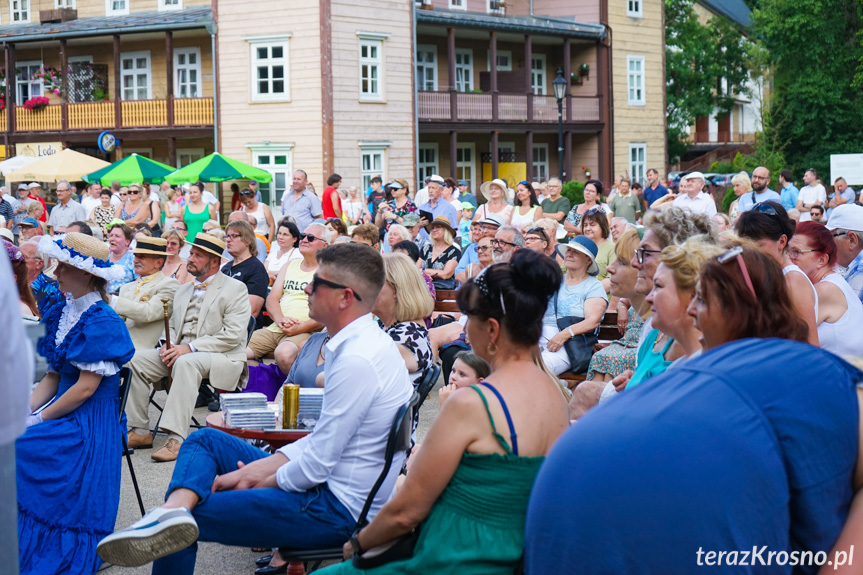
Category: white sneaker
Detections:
[{"x1": 97, "y1": 506, "x2": 199, "y2": 567}]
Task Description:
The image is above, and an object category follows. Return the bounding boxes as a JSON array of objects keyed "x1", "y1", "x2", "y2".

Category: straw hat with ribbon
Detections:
[
  {"x1": 479, "y1": 178, "x2": 513, "y2": 202},
  {"x1": 132, "y1": 235, "x2": 168, "y2": 257},
  {"x1": 425, "y1": 215, "x2": 456, "y2": 236},
  {"x1": 189, "y1": 232, "x2": 226, "y2": 257},
  {"x1": 38, "y1": 233, "x2": 126, "y2": 281}
]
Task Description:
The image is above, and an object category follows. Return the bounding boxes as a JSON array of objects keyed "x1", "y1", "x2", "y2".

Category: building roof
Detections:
[
  {"x1": 416, "y1": 8, "x2": 606, "y2": 40},
  {"x1": 0, "y1": 6, "x2": 212, "y2": 42},
  {"x1": 699, "y1": 0, "x2": 750, "y2": 28}
]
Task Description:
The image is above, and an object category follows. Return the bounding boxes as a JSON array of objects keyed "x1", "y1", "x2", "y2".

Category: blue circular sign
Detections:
[{"x1": 97, "y1": 131, "x2": 116, "y2": 154}]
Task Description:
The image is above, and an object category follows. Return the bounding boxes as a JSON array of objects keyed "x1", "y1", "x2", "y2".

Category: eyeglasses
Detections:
[
  {"x1": 832, "y1": 231, "x2": 848, "y2": 239},
  {"x1": 225, "y1": 233, "x2": 242, "y2": 240},
  {"x1": 717, "y1": 246, "x2": 758, "y2": 301},
  {"x1": 635, "y1": 246, "x2": 662, "y2": 264},
  {"x1": 310, "y1": 274, "x2": 362, "y2": 301},
  {"x1": 300, "y1": 233, "x2": 322, "y2": 243},
  {"x1": 476, "y1": 245, "x2": 491, "y2": 252},
  {"x1": 788, "y1": 248, "x2": 816, "y2": 259},
  {"x1": 491, "y1": 238, "x2": 518, "y2": 249},
  {"x1": 752, "y1": 202, "x2": 778, "y2": 216},
  {"x1": 525, "y1": 227, "x2": 549, "y2": 243}
]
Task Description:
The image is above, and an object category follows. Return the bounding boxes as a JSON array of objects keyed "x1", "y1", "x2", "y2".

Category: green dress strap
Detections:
[{"x1": 469, "y1": 384, "x2": 515, "y2": 456}]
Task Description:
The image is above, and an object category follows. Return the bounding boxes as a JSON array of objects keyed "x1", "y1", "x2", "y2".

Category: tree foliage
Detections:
[
  {"x1": 752, "y1": 0, "x2": 863, "y2": 178},
  {"x1": 665, "y1": 0, "x2": 753, "y2": 162}
]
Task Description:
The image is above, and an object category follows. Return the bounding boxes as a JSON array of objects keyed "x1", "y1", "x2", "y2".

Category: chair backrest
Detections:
[
  {"x1": 247, "y1": 315, "x2": 256, "y2": 344},
  {"x1": 414, "y1": 363, "x2": 441, "y2": 415},
  {"x1": 354, "y1": 391, "x2": 419, "y2": 531},
  {"x1": 118, "y1": 367, "x2": 133, "y2": 422},
  {"x1": 434, "y1": 289, "x2": 460, "y2": 314}
]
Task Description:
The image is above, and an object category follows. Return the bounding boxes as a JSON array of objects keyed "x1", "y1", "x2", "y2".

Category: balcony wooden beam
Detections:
[
  {"x1": 449, "y1": 130, "x2": 457, "y2": 180},
  {"x1": 491, "y1": 130, "x2": 498, "y2": 179},
  {"x1": 7, "y1": 43, "x2": 16, "y2": 137},
  {"x1": 60, "y1": 38, "x2": 69, "y2": 134},
  {"x1": 525, "y1": 34, "x2": 533, "y2": 122},
  {"x1": 490, "y1": 31, "x2": 498, "y2": 122},
  {"x1": 166, "y1": 31, "x2": 174, "y2": 128},
  {"x1": 526, "y1": 130, "x2": 533, "y2": 181},
  {"x1": 113, "y1": 35, "x2": 121, "y2": 130},
  {"x1": 563, "y1": 38, "x2": 572, "y2": 125}
]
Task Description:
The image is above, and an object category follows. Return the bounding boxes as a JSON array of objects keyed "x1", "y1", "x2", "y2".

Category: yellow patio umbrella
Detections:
[{"x1": 4, "y1": 149, "x2": 111, "y2": 183}]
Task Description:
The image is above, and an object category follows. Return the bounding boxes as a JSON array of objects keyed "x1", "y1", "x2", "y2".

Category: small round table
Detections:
[{"x1": 205, "y1": 412, "x2": 311, "y2": 449}]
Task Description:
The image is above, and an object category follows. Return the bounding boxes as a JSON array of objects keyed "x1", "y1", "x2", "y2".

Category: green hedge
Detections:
[{"x1": 562, "y1": 180, "x2": 586, "y2": 207}]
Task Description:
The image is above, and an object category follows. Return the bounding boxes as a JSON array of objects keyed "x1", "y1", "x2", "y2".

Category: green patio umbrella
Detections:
[
  {"x1": 164, "y1": 152, "x2": 272, "y2": 185},
  {"x1": 83, "y1": 153, "x2": 177, "y2": 186}
]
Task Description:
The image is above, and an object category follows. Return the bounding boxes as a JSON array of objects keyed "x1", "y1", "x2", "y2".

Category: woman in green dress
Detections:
[{"x1": 322, "y1": 249, "x2": 570, "y2": 575}]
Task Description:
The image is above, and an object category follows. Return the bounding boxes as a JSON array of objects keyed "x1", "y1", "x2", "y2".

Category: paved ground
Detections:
[{"x1": 102, "y1": 380, "x2": 442, "y2": 575}]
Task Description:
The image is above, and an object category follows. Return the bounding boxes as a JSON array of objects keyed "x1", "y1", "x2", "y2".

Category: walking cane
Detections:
[{"x1": 162, "y1": 298, "x2": 173, "y2": 389}]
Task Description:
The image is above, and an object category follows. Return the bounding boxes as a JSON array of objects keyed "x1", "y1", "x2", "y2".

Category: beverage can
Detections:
[{"x1": 282, "y1": 384, "x2": 300, "y2": 429}]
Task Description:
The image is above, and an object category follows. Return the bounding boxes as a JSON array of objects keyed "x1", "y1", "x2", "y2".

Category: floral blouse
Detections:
[
  {"x1": 382, "y1": 198, "x2": 418, "y2": 230},
  {"x1": 386, "y1": 321, "x2": 432, "y2": 384}
]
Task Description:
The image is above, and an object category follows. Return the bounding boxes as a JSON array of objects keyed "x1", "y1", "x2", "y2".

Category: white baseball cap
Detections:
[
  {"x1": 680, "y1": 171, "x2": 705, "y2": 181},
  {"x1": 826, "y1": 204, "x2": 863, "y2": 232}
]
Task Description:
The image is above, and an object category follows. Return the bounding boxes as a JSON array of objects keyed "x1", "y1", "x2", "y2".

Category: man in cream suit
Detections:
[
  {"x1": 126, "y1": 233, "x2": 252, "y2": 462},
  {"x1": 112, "y1": 236, "x2": 180, "y2": 350}
]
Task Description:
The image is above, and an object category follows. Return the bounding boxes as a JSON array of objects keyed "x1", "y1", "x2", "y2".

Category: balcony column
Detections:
[
  {"x1": 597, "y1": 36, "x2": 612, "y2": 181},
  {"x1": 167, "y1": 137, "x2": 176, "y2": 167},
  {"x1": 563, "y1": 39, "x2": 572, "y2": 123},
  {"x1": 60, "y1": 39, "x2": 68, "y2": 135},
  {"x1": 448, "y1": 27, "x2": 457, "y2": 121},
  {"x1": 5, "y1": 43, "x2": 16, "y2": 151},
  {"x1": 113, "y1": 35, "x2": 121, "y2": 130},
  {"x1": 166, "y1": 31, "x2": 174, "y2": 128},
  {"x1": 564, "y1": 131, "x2": 572, "y2": 183},
  {"x1": 524, "y1": 34, "x2": 533, "y2": 122},
  {"x1": 449, "y1": 131, "x2": 457, "y2": 180},
  {"x1": 491, "y1": 131, "x2": 499, "y2": 180},
  {"x1": 490, "y1": 31, "x2": 498, "y2": 122},
  {"x1": 525, "y1": 131, "x2": 533, "y2": 183}
]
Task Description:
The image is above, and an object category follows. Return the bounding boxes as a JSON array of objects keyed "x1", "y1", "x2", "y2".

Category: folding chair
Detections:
[
  {"x1": 414, "y1": 364, "x2": 441, "y2": 416},
  {"x1": 118, "y1": 367, "x2": 146, "y2": 517},
  {"x1": 278, "y1": 392, "x2": 419, "y2": 572}
]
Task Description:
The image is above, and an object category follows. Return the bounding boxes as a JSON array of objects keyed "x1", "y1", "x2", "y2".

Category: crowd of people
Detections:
[{"x1": 7, "y1": 164, "x2": 863, "y2": 575}]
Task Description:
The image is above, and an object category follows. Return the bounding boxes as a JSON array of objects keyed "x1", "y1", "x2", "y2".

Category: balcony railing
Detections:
[
  {"x1": 418, "y1": 91, "x2": 600, "y2": 123},
  {"x1": 6, "y1": 97, "x2": 214, "y2": 133}
]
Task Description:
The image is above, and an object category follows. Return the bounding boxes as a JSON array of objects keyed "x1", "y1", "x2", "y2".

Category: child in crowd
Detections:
[
  {"x1": 439, "y1": 351, "x2": 491, "y2": 405},
  {"x1": 459, "y1": 203, "x2": 475, "y2": 250}
]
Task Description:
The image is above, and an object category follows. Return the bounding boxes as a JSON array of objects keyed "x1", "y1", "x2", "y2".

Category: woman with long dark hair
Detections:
[{"x1": 511, "y1": 180, "x2": 544, "y2": 230}]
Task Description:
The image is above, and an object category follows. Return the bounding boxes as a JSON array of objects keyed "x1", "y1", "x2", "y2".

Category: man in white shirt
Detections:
[
  {"x1": 97, "y1": 243, "x2": 414, "y2": 571},
  {"x1": 796, "y1": 168, "x2": 827, "y2": 222},
  {"x1": 81, "y1": 181, "x2": 115, "y2": 215},
  {"x1": 664, "y1": 172, "x2": 717, "y2": 217}
]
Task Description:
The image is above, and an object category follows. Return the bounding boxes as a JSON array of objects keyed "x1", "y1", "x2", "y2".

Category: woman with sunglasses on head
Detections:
[
  {"x1": 564, "y1": 179, "x2": 610, "y2": 238},
  {"x1": 240, "y1": 187, "x2": 276, "y2": 243},
  {"x1": 734, "y1": 201, "x2": 820, "y2": 346},
  {"x1": 788, "y1": 222, "x2": 863, "y2": 357},
  {"x1": 511, "y1": 181, "x2": 544, "y2": 230},
  {"x1": 522, "y1": 225, "x2": 551, "y2": 255}
]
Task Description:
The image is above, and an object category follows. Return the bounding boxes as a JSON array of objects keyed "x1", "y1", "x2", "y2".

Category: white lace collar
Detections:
[{"x1": 55, "y1": 291, "x2": 102, "y2": 346}]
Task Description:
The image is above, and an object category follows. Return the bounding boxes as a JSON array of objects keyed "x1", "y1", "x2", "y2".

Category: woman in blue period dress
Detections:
[{"x1": 16, "y1": 232, "x2": 135, "y2": 575}]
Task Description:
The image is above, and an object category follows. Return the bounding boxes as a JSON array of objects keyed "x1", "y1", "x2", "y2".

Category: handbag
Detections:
[
  {"x1": 553, "y1": 288, "x2": 598, "y2": 373},
  {"x1": 351, "y1": 525, "x2": 421, "y2": 569}
]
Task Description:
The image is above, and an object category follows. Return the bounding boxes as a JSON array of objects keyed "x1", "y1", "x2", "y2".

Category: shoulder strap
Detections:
[
  {"x1": 470, "y1": 385, "x2": 515, "y2": 455},
  {"x1": 661, "y1": 336, "x2": 674, "y2": 354},
  {"x1": 475, "y1": 382, "x2": 518, "y2": 456}
]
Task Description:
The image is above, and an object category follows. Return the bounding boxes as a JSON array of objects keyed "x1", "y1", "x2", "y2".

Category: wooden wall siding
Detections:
[
  {"x1": 216, "y1": 0, "x2": 325, "y2": 189},
  {"x1": 112, "y1": 135, "x2": 213, "y2": 165},
  {"x1": 608, "y1": 0, "x2": 666, "y2": 177},
  {"x1": 330, "y1": 0, "x2": 415, "y2": 189},
  {"x1": 4, "y1": 0, "x2": 212, "y2": 21},
  {"x1": 531, "y1": 0, "x2": 600, "y2": 24}
]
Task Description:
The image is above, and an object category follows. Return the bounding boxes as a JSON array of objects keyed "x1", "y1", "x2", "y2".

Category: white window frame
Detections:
[
  {"x1": 454, "y1": 48, "x2": 473, "y2": 92},
  {"x1": 159, "y1": 0, "x2": 182, "y2": 10},
  {"x1": 174, "y1": 47, "x2": 202, "y2": 98},
  {"x1": 357, "y1": 32, "x2": 389, "y2": 102},
  {"x1": 531, "y1": 54, "x2": 546, "y2": 95},
  {"x1": 532, "y1": 144, "x2": 549, "y2": 182},
  {"x1": 416, "y1": 44, "x2": 437, "y2": 92},
  {"x1": 177, "y1": 147, "x2": 204, "y2": 167},
  {"x1": 627, "y1": 55, "x2": 645, "y2": 106},
  {"x1": 627, "y1": 0, "x2": 642, "y2": 17},
  {"x1": 487, "y1": 0, "x2": 504, "y2": 15},
  {"x1": 55, "y1": 0, "x2": 74, "y2": 8},
  {"x1": 106, "y1": 0, "x2": 128, "y2": 16},
  {"x1": 11, "y1": 0, "x2": 29, "y2": 23},
  {"x1": 120, "y1": 51, "x2": 152, "y2": 101},
  {"x1": 629, "y1": 143, "x2": 647, "y2": 186},
  {"x1": 16, "y1": 60, "x2": 42, "y2": 103},
  {"x1": 246, "y1": 34, "x2": 291, "y2": 103},
  {"x1": 359, "y1": 141, "x2": 391, "y2": 191},
  {"x1": 456, "y1": 143, "x2": 476, "y2": 190},
  {"x1": 448, "y1": 0, "x2": 466, "y2": 9},
  {"x1": 68, "y1": 56, "x2": 93, "y2": 103},
  {"x1": 486, "y1": 49, "x2": 512, "y2": 72},
  {"x1": 247, "y1": 143, "x2": 295, "y2": 209},
  {"x1": 417, "y1": 143, "x2": 438, "y2": 185}
]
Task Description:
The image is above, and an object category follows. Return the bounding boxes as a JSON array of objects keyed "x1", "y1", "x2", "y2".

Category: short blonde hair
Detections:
[
  {"x1": 659, "y1": 236, "x2": 723, "y2": 291},
  {"x1": 206, "y1": 228, "x2": 226, "y2": 241},
  {"x1": 162, "y1": 229, "x2": 186, "y2": 247},
  {"x1": 383, "y1": 253, "x2": 434, "y2": 323},
  {"x1": 203, "y1": 219, "x2": 220, "y2": 231},
  {"x1": 614, "y1": 228, "x2": 641, "y2": 262},
  {"x1": 731, "y1": 171, "x2": 752, "y2": 194},
  {"x1": 388, "y1": 224, "x2": 412, "y2": 242}
]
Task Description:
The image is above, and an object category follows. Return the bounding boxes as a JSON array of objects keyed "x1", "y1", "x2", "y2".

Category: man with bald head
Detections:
[{"x1": 736, "y1": 166, "x2": 781, "y2": 213}]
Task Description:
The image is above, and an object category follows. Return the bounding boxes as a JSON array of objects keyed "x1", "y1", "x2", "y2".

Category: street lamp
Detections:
[{"x1": 552, "y1": 68, "x2": 567, "y2": 181}]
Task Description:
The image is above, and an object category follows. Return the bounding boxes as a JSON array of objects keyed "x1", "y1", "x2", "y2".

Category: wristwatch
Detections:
[{"x1": 350, "y1": 533, "x2": 364, "y2": 556}]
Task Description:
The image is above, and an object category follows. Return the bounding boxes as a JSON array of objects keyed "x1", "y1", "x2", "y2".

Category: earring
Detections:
[{"x1": 487, "y1": 342, "x2": 498, "y2": 356}]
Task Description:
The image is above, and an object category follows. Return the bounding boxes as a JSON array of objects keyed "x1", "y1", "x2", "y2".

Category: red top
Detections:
[
  {"x1": 321, "y1": 186, "x2": 341, "y2": 219},
  {"x1": 30, "y1": 194, "x2": 47, "y2": 222}
]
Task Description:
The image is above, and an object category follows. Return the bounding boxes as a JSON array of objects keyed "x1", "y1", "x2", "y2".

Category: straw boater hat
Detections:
[
  {"x1": 479, "y1": 179, "x2": 513, "y2": 202},
  {"x1": 425, "y1": 215, "x2": 456, "y2": 236},
  {"x1": 132, "y1": 235, "x2": 168, "y2": 257},
  {"x1": 37, "y1": 232, "x2": 126, "y2": 281},
  {"x1": 189, "y1": 232, "x2": 225, "y2": 257}
]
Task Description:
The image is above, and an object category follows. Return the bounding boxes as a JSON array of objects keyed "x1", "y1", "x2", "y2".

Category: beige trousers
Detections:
[{"x1": 126, "y1": 348, "x2": 214, "y2": 439}]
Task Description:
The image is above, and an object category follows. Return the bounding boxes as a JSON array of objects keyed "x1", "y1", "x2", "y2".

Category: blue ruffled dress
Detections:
[{"x1": 16, "y1": 295, "x2": 135, "y2": 575}]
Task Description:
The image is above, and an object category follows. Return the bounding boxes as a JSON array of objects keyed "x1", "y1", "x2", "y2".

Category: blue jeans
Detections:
[{"x1": 153, "y1": 428, "x2": 356, "y2": 575}]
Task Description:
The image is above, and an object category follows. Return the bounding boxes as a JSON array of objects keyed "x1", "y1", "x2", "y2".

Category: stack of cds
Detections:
[
  {"x1": 221, "y1": 393, "x2": 277, "y2": 430},
  {"x1": 298, "y1": 389, "x2": 324, "y2": 429}
]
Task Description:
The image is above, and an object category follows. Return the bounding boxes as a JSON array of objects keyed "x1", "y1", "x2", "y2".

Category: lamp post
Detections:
[{"x1": 552, "y1": 68, "x2": 567, "y2": 181}]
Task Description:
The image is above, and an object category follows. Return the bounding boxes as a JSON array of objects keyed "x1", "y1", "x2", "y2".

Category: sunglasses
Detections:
[
  {"x1": 717, "y1": 246, "x2": 757, "y2": 301},
  {"x1": 239, "y1": 191, "x2": 253, "y2": 196},
  {"x1": 299, "y1": 232, "x2": 323, "y2": 243},
  {"x1": 636, "y1": 246, "x2": 662, "y2": 264},
  {"x1": 128, "y1": 190, "x2": 141, "y2": 195},
  {"x1": 310, "y1": 274, "x2": 362, "y2": 301},
  {"x1": 752, "y1": 202, "x2": 778, "y2": 216}
]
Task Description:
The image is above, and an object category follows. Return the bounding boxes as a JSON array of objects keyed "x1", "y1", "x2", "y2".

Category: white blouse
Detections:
[{"x1": 54, "y1": 291, "x2": 120, "y2": 377}]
